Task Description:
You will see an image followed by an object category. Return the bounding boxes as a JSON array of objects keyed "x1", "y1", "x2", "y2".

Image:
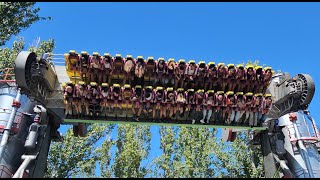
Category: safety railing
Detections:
[
  {"x1": 286, "y1": 123, "x2": 320, "y2": 143},
  {"x1": 0, "y1": 68, "x2": 15, "y2": 83}
]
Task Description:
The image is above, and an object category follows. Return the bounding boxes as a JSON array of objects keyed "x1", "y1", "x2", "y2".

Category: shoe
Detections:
[
  {"x1": 200, "y1": 119, "x2": 205, "y2": 124},
  {"x1": 192, "y1": 120, "x2": 196, "y2": 124},
  {"x1": 135, "y1": 117, "x2": 140, "y2": 122}
]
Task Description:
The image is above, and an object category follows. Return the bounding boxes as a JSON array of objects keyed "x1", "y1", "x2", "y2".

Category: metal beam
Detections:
[{"x1": 63, "y1": 118, "x2": 268, "y2": 131}]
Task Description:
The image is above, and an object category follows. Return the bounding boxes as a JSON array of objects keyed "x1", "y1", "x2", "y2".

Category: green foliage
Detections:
[
  {"x1": 44, "y1": 124, "x2": 114, "y2": 178},
  {"x1": 0, "y1": 2, "x2": 51, "y2": 46}
]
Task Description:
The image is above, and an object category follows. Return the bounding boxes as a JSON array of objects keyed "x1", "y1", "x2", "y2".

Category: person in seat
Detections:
[
  {"x1": 253, "y1": 93, "x2": 263, "y2": 127},
  {"x1": 253, "y1": 66, "x2": 263, "y2": 93},
  {"x1": 184, "y1": 60, "x2": 197, "y2": 90},
  {"x1": 215, "y1": 91, "x2": 225, "y2": 124},
  {"x1": 110, "y1": 84, "x2": 122, "y2": 118},
  {"x1": 217, "y1": 63, "x2": 228, "y2": 91},
  {"x1": 74, "y1": 81, "x2": 88, "y2": 118},
  {"x1": 192, "y1": 89, "x2": 204, "y2": 124},
  {"x1": 124, "y1": 55, "x2": 135, "y2": 85},
  {"x1": 166, "y1": 58, "x2": 176, "y2": 88},
  {"x1": 245, "y1": 65, "x2": 256, "y2": 92},
  {"x1": 164, "y1": 87, "x2": 175, "y2": 120},
  {"x1": 144, "y1": 57, "x2": 157, "y2": 86},
  {"x1": 205, "y1": 62, "x2": 218, "y2": 91},
  {"x1": 122, "y1": 84, "x2": 133, "y2": 119},
  {"x1": 200, "y1": 90, "x2": 215, "y2": 124},
  {"x1": 260, "y1": 94, "x2": 272, "y2": 125},
  {"x1": 226, "y1": 64, "x2": 236, "y2": 91},
  {"x1": 244, "y1": 92, "x2": 255, "y2": 126},
  {"x1": 64, "y1": 81, "x2": 75, "y2": 118},
  {"x1": 132, "y1": 85, "x2": 143, "y2": 121},
  {"x1": 156, "y1": 58, "x2": 167, "y2": 87},
  {"x1": 87, "y1": 82, "x2": 100, "y2": 117},
  {"x1": 235, "y1": 64, "x2": 246, "y2": 92},
  {"x1": 262, "y1": 67, "x2": 273, "y2": 93},
  {"x1": 101, "y1": 53, "x2": 113, "y2": 85},
  {"x1": 142, "y1": 86, "x2": 154, "y2": 118},
  {"x1": 175, "y1": 59, "x2": 187, "y2": 89},
  {"x1": 89, "y1": 52, "x2": 102, "y2": 83},
  {"x1": 224, "y1": 91, "x2": 237, "y2": 125},
  {"x1": 68, "y1": 50, "x2": 79, "y2": 73},
  {"x1": 112, "y1": 54, "x2": 125, "y2": 85},
  {"x1": 185, "y1": 89, "x2": 195, "y2": 123},
  {"x1": 195, "y1": 61, "x2": 207, "y2": 90},
  {"x1": 234, "y1": 92, "x2": 246, "y2": 125},
  {"x1": 175, "y1": 88, "x2": 186, "y2": 118},
  {"x1": 79, "y1": 51, "x2": 90, "y2": 83},
  {"x1": 153, "y1": 87, "x2": 165, "y2": 122},
  {"x1": 134, "y1": 56, "x2": 145, "y2": 87},
  {"x1": 99, "y1": 83, "x2": 110, "y2": 118}
]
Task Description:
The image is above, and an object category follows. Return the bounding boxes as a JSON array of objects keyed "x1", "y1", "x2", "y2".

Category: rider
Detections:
[
  {"x1": 87, "y1": 82, "x2": 100, "y2": 117},
  {"x1": 63, "y1": 81, "x2": 75, "y2": 118},
  {"x1": 78, "y1": 51, "x2": 90, "y2": 83},
  {"x1": 89, "y1": 52, "x2": 101, "y2": 83},
  {"x1": 175, "y1": 59, "x2": 187, "y2": 89},
  {"x1": 110, "y1": 84, "x2": 122, "y2": 118},
  {"x1": 260, "y1": 93, "x2": 272, "y2": 125},
  {"x1": 235, "y1": 64, "x2": 246, "y2": 92},
  {"x1": 205, "y1": 62, "x2": 218, "y2": 91},
  {"x1": 200, "y1": 90, "x2": 215, "y2": 124},
  {"x1": 254, "y1": 66, "x2": 263, "y2": 93},
  {"x1": 215, "y1": 91, "x2": 225, "y2": 124},
  {"x1": 144, "y1": 57, "x2": 157, "y2": 86},
  {"x1": 244, "y1": 92, "x2": 255, "y2": 126},
  {"x1": 153, "y1": 87, "x2": 165, "y2": 122},
  {"x1": 195, "y1": 61, "x2": 207, "y2": 90},
  {"x1": 124, "y1": 55, "x2": 135, "y2": 85},
  {"x1": 122, "y1": 84, "x2": 133, "y2": 119},
  {"x1": 175, "y1": 88, "x2": 186, "y2": 118},
  {"x1": 164, "y1": 87, "x2": 175, "y2": 120},
  {"x1": 192, "y1": 89, "x2": 204, "y2": 124},
  {"x1": 112, "y1": 54, "x2": 125, "y2": 85},
  {"x1": 184, "y1": 60, "x2": 197, "y2": 90},
  {"x1": 185, "y1": 89, "x2": 195, "y2": 123},
  {"x1": 245, "y1": 65, "x2": 256, "y2": 93},
  {"x1": 225, "y1": 91, "x2": 237, "y2": 125},
  {"x1": 217, "y1": 63, "x2": 228, "y2": 91},
  {"x1": 134, "y1": 56, "x2": 145, "y2": 87},
  {"x1": 101, "y1": 53, "x2": 113, "y2": 85},
  {"x1": 226, "y1": 64, "x2": 236, "y2": 91},
  {"x1": 166, "y1": 58, "x2": 176, "y2": 88},
  {"x1": 156, "y1": 58, "x2": 167, "y2": 87},
  {"x1": 234, "y1": 92, "x2": 246, "y2": 125},
  {"x1": 74, "y1": 81, "x2": 87, "y2": 118},
  {"x1": 68, "y1": 50, "x2": 79, "y2": 73},
  {"x1": 253, "y1": 93, "x2": 263, "y2": 127},
  {"x1": 142, "y1": 86, "x2": 154, "y2": 118},
  {"x1": 99, "y1": 83, "x2": 110, "y2": 118},
  {"x1": 132, "y1": 85, "x2": 143, "y2": 121},
  {"x1": 262, "y1": 67, "x2": 273, "y2": 93}
]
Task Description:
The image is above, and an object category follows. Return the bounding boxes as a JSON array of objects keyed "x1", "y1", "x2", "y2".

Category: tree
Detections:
[
  {"x1": 110, "y1": 124, "x2": 151, "y2": 178},
  {"x1": 45, "y1": 124, "x2": 114, "y2": 178},
  {"x1": 0, "y1": 2, "x2": 51, "y2": 46}
]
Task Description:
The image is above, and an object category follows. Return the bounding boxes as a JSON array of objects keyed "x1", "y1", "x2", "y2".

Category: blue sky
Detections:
[{"x1": 3, "y1": 2, "x2": 320, "y2": 176}]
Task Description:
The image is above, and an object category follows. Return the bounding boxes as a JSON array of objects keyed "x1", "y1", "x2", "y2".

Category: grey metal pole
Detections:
[
  {"x1": 12, "y1": 155, "x2": 37, "y2": 178},
  {"x1": 0, "y1": 88, "x2": 22, "y2": 159}
]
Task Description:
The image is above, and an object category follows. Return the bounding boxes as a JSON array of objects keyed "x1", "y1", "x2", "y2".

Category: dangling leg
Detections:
[
  {"x1": 230, "y1": 110, "x2": 235, "y2": 124},
  {"x1": 200, "y1": 109, "x2": 207, "y2": 124}
]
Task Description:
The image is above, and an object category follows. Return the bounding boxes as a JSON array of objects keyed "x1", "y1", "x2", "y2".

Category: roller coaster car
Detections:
[{"x1": 145, "y1": 57, "x2": 156, "y2": 72}]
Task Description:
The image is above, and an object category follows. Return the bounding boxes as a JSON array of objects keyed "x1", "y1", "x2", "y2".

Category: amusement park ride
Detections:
[{"x1": 0, "y1": 50, "x2": 319, "y2": 178}]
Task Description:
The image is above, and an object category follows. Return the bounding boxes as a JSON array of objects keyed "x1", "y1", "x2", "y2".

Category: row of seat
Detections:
[{"x1": 64, "y1": 51, "x2": 274, "y2": 93}]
